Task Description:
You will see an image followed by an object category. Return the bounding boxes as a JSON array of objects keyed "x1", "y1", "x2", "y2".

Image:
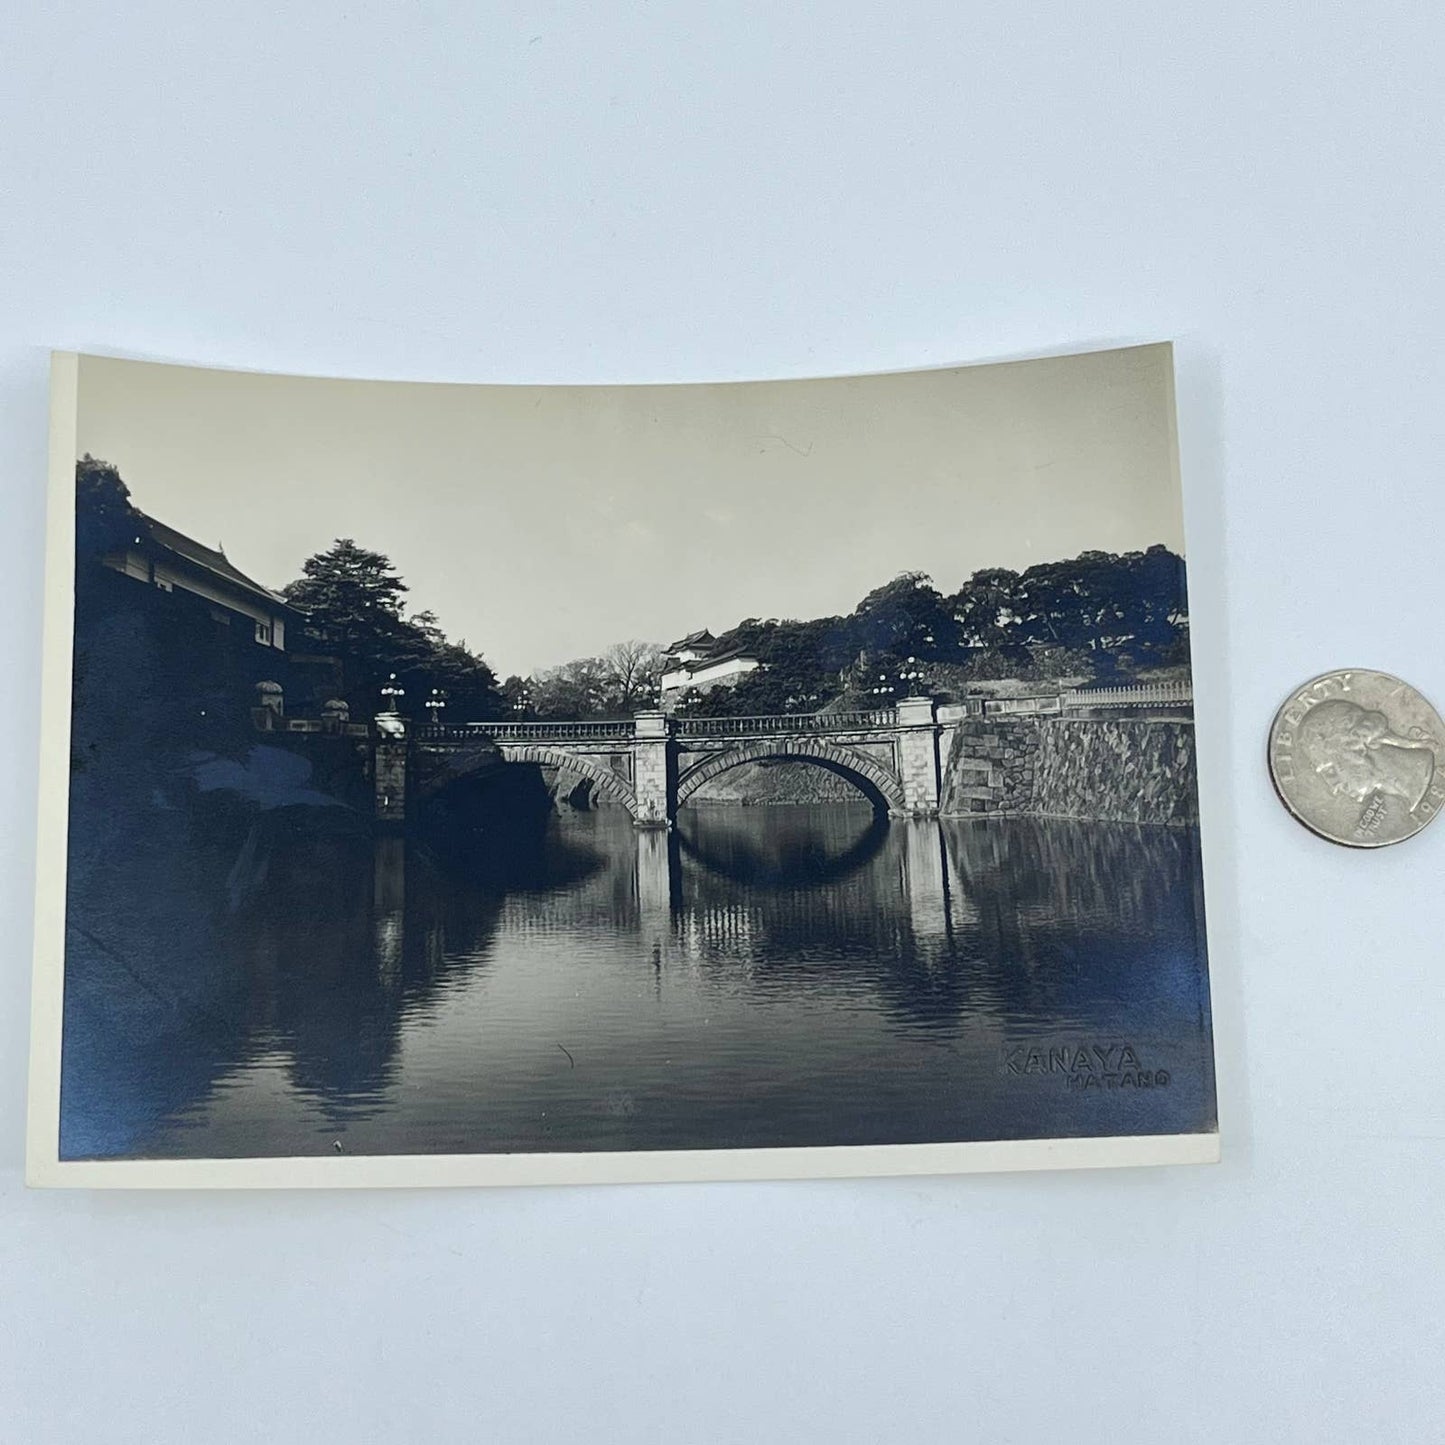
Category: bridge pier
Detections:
[
  {"x1": 632, "y1": 711, "x2": 676, "y2": 828},
  {"x1": 895, "y1": 696, "x2": 942, "y2": 816},
  {"x1": 374, "y1": 715, "x2": 409, "y2": 825}
]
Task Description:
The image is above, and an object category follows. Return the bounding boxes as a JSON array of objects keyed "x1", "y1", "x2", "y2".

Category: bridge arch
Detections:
[
  {"x1": 417, "y1": 742, "x2": 640, "y2": 819},
  {"x1": 675, "y1": 738, "x2": 905, "y2": 814},
  {"x1": 496, "y1": 744, "x2": 640, "y2": 819}
]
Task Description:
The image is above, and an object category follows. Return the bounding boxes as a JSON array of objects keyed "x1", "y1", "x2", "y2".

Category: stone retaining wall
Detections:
[
  {"x1": 939, "y1": 718, "x2": 1039, "y2": 815},
  {"x1": 940, "y1": 715, "x2": 1198, "y2": 824},
  {"x1": 690, "y1": 759, "x2": 864, "y2": 804}
]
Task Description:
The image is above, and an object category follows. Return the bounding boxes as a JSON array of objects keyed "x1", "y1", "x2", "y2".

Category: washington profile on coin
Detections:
[{"x1": 1269, "y1": 669, "x2": 1445, "y2": 847}]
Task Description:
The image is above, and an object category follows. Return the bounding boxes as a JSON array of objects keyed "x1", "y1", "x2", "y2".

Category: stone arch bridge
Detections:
[{"x1": 378, "y1": 698, "x2": 949, "y2": 827}]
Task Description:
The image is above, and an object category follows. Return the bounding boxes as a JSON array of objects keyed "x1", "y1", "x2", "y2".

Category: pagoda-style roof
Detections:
[
  {"x1": 664, "y1": 628, "x2": 716, "y2": 655},
  {"x1": 144, "y1": 516, "x2": 289, "y2": 608},
  {"x1": 661, "y1": 642, "x2": 763, "y2": 682}
]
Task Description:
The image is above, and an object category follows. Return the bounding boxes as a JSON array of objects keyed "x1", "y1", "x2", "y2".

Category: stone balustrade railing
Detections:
[
  {"x1": 674, "y1": 709, "x2": 898, "y2": 738},
  {"x1": 414, "y1": 709, "x2": 904, "y2": 745},
  {"x1": 419, "y1": 719, "x2": 637, "y2": 741},
  {"x1": 415, "y1": 709, "x2": 906, "y2": 744},
  {"x1": 975, "y1": 679, "x2": 1193, "y2": 717}
]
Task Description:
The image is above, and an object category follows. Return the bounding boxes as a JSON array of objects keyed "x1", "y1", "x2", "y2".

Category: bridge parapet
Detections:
[
  {"x1": 418, "y1": 719, "x2": 637, "y2": 743},
  {"x1": 416, "y1": 709, "x2": 907, "y2": 746},
  {"x1": 674, "y1": 709, "x2": 898, "y2": 739}
]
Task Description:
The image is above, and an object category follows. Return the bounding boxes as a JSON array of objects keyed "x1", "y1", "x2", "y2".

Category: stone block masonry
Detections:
[
  {"x1": 1033, "y1": 718, "x2": 1198, "y2": 824},
  {"x1": 631, "y1": 711, "x2": 675, "y2": 827},
  {"x1": 374, "y1": 740, "x2": 409, "y2": 824},
  {"x1": 940, "y1": 715, "x2": 1198, "y2": 825},
  {"x1": 895, "y1": 695, "x2": 943, "y2": 815},
  {"x1": 938, "y1": 718, "x2": 1039, "y2": 816}
]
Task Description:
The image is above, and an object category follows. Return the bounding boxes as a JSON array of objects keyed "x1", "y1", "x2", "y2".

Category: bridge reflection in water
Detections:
[{"x1": 63, "y1": 800, "x2": 1214, "y2": 1161}]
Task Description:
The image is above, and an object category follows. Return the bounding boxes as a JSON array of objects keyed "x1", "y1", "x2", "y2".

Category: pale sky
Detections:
[{"x1": 75, "y1": 345, "x2": 1183, "y2": 678}]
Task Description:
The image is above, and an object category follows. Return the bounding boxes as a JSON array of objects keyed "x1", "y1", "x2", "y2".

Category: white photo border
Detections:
[{"x1": 27, "y1": 350, "x2": 1220, "y2": 1190}]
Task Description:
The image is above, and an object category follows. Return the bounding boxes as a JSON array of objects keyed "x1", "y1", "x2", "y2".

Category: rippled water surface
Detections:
[{"x1": 60, "y1": 804, "x2": 1215, "y2": 1158}]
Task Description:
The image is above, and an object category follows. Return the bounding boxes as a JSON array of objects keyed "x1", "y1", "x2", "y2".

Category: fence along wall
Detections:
[{"x1": 936, "y1": 678, "x2": 1193, "y2": 722}]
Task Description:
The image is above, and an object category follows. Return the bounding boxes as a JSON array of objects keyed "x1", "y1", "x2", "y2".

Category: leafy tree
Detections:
[
  {"x1": 688, "y1": 665, "x2": 817, "y2": 718},
  {"x1": 285, "y1": 540, "x2": 409, "y2": 653},
  {"x1": 500, "y1": 674, "x2": 534, "y2": 717},
  {"x1": 1126, "y1": 544, "x2": 1189, "y2": 649},
  {"x1": 529, "y1": 659, "x2": 587, "y2": 718},
  {"x1": 424, "y1": 640, "x2": 504, "y2": 722},
  {"x1": 850, "y1": 572, "x2": 958, "y2": 659},
  {"x1": 527, "y1": 642, "x2": 665, "y2": 719},
  {"x1": 948, "y1": 567, "x2": 1020, "y2": 650},
  {"x1": 943, "y1": 547, "x2": 1188, "y2": 677},
  {"x1": 284, "y1": 539, "x2": 502, "y2": 719},
  {"x1": 75, "y1": 455, "x2": 142, "y2": 561}
]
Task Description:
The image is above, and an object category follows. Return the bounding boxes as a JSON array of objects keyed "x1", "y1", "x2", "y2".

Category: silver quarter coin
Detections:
[{"x1": 1268, "y1": 669, "x2": 1445, "y2": 847}]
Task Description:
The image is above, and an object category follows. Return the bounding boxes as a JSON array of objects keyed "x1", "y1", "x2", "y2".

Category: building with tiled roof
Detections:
[
  {"x1": 103, "y1": 513, "x2": 293, "y2": 651},
  {"x1": 660, "y1": 628, "x2": 761, "y2": 708}
]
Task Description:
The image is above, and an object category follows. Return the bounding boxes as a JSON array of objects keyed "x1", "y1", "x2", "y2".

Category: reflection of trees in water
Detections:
[
  {"x1": 940, "y1": 817, "x2": 1207, "y2": 1026},
  {"x1": 66, "y1": 774, "x2": 1208, "y2": 1159},
  {"x1": 662, "y1": 811, "x2": 1206, "y2": 1036},
  {"x1": 484, "y1": 813, "x2": 647, "y2": 942},
  {"x1": 225, "y1": 828, "x2": 504, "y2": 1112},
  {"x1": 669, "y1": 811, "x2": 962, "y2": 1027},
  {"x1": 230, "y1": 811, "x2": 626, "y2": 1113},
  {"x1": 242, "y1": 811, "x2": 1205, "y2": 1104},
  {"x1": 61, "y1": 776, "x2": 258, "y2": 1159},
  {"x1": 63, "y1": 784, "x2": 613, "y2": 1156},
  {"x1": 944, "y1": 817, "x2": 1199, "y2": 931}
]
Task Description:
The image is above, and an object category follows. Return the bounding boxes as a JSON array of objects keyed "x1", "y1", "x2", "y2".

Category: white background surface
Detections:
[{"x1": 2, "y1": 4, "x2": 1441, "y2": 1441}]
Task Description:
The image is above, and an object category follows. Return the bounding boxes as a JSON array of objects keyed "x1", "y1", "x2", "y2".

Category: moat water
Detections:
[{"x1": 59, "y1": 803, "x2": 1215, "y2": 1159}]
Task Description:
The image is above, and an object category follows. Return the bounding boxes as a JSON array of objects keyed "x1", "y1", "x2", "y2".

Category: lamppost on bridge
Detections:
[
  {"x1": 870, "y1": 671, "x2": 897, "y2": 704},
  {"x1": 899, "y1": 655, "x2": 926, "y2": 696},
  {"x1": 425, "y1": 687, "x2": 448, "y2": 726},
  {"x1": 380, "y1": 673, "x2": 405, "y2": 714}
]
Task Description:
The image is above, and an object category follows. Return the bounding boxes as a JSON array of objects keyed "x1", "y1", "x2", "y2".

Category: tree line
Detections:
[
  {"x1": 77, "y1": 457, "x2": 1188, "y2": 725},
  {"x1": 510, "y1": 545, "x2": 1188, "y2": 720},
  {"x1": 503, "y1": 640, "x2": 663, "y2": 721},
  {"x1": 274, "y1": 540, "x2": 1189, "y2": 720},
  {"x1": 671, "y1": 545, "x2": 1189, "y2": 717}
]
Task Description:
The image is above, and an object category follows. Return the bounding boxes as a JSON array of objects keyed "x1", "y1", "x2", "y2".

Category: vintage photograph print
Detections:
[{"x1": 29, "y1": 345, "x2": 1217, "y2": 1186}]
